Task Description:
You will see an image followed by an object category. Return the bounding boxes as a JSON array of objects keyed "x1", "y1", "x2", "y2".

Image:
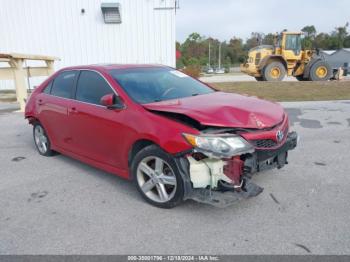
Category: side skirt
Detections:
[{"x1": 52, "y1": 145, "x2": 130, "y2": 180}]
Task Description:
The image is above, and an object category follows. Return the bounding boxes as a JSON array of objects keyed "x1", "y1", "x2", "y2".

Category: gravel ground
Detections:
[{"x1": 0, "y1": 100, "x2": 350, "y2": 255}]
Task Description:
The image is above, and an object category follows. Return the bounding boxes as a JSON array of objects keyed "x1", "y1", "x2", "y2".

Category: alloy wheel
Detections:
[
  {"x1": 34, "y1": 125, "x2": 48, "y2": 154},
  {"x1": 136, "y1": 156, "x2": 177, "y2": 203}
]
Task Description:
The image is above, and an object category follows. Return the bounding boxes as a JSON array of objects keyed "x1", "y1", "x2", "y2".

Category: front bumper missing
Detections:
[
  {"x1": 175, "y1": 132, "x2": 298, "y2": 208},
  {"x1": 189, "y1": 179, "x2": 264, "y2": 208},
  {"x1": 247, "y1": 131, "x2": 298, "y2": 174}
]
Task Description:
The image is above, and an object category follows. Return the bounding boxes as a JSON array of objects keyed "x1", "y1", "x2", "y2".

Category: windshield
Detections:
[{"x1": 110, "y1": 67, "x2": 214, "y2": 104}]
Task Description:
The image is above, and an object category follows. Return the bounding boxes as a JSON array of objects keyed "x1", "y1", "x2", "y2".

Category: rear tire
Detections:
[
  {"x1": 263, "y1": 62, "x2": 286, "y2": 81},
  {"x1": 309, "y1": 60, "x2": 332, "y2": 81},
  {"x1": 131, "y1": 145, "x2": 184, "y2": 208},
  {"x1": 33, "y1": 123, "x2": 55, "y2": 156}
]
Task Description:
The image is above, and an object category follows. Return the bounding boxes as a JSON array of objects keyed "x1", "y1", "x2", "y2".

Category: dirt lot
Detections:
[{"x1": 212, "y1": 81, "x2": 350, "y2": 102}]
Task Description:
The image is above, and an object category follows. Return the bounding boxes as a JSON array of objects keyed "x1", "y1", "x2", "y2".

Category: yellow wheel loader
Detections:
[{"x1": 240, "y1": 32, "x2": 333, "y2": 81}]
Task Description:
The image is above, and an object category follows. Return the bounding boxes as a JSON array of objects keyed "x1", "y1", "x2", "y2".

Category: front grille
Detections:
[
  {"x1": 247, "y1": 114, "x2": 289, "y2": 149},
  {"x1": 251, "y1": 139, "x2": 277, "y2": 148}
]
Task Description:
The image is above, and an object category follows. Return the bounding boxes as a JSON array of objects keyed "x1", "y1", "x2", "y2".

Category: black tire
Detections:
[
  {"x1": 131, "y1": 145, "x2": 184, "y2": 208},
  {"x1": 330, "y1": 70, "x2": 337, "y2": 80},
  {"x1": 33, "y1": 123, "x2": 55, "y2": 156},
  {"x1": 295, "y1": 75, "x2": 306, "y2": 81},
  {"x1": 309, "y1": 60, "x2": 332, "y2": 81},
  {"x1": 263, "y1": 62, "x2": 286, "y2": 81},
  {"x1": 255, "y1": 76, "x2": 264, "y2": 81}
]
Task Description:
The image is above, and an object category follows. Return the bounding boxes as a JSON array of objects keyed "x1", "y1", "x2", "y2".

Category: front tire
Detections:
[
  {"x1": 131, "y1": 145, "x2": 184, "y2": 208},
  {"x1": 263, "y1": 62, "x2": 286, "y2": 81},
  {"x1": 309, "y1": 60, "x2": 332, "y2": 81},
  {"x1": 295, "y1": 75, "x2": 306, "y2": 81},
  {"x1": 255, "y1": 76, "x2": 264, "y2": 81},
  {"x1": 33, "y1": 123, "x2": 55, "y2": 156}
]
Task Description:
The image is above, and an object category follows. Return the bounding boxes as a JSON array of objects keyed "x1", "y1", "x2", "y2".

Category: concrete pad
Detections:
[
  {"x1": 0, "y1": 102, "x2": 20, "y2": 113},
  {"x1": 0, "y1": 101, "x2": 350, "y2": 254}
]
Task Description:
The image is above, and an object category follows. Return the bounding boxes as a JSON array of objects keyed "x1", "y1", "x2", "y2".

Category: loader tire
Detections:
[
  {"x1": 263, "y1": 62, "x2": 286, "y2": 81},
  {"x1": 309, "y1": 60, "x2": 332, "y2": 81},
  {"x1": 295, "y1": 75, "x2": 306, "y2": 81}
]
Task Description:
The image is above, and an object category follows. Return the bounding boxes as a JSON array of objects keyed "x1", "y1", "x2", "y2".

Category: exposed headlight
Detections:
[{"x1": 183, "y1": 133, "x2": 254, "y2": 158}]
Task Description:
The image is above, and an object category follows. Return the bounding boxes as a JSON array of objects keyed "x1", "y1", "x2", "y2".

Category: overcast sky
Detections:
[{"x1": 176, "y1": 0, "x2": 350, "y2": 43}]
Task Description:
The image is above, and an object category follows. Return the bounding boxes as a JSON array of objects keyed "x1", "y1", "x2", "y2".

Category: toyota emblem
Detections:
[{"x1": 276, "y1": 130, "x2": 284, "y2": 142}]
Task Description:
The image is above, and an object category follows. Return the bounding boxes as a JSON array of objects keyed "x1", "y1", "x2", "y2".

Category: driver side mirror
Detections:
[{"x1": 100, "y1": 93, "x2": 124, "y2": 110}]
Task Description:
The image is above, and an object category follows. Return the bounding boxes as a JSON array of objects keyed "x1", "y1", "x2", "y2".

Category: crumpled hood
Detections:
[{"x1": 143, "y1": 92, "x2": 285, "y2": 129}]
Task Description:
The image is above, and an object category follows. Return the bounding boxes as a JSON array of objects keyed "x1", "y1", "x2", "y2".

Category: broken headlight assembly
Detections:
[{"x1": 183, "y1": 133, "x2": 254, "y2": 158}]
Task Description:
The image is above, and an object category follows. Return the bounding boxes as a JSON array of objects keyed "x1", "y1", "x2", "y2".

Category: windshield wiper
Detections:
[{"x1": 192, "y1": 93, "x2": 199, "y2": 96}]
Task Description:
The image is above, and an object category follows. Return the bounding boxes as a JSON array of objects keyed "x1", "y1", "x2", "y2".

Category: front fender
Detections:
[
  {"x1": 258, "y1": 55, "x2": 287, "y2": 71},
  {"x1": 135, "y1": 111, "x2": 198, "y2": 154},
  {"x1": 303, "y1": 58, "x2": 322, "y2": 78}
]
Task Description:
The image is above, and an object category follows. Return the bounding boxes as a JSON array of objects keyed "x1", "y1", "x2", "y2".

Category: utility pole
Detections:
[
  {"x1": 208, "y1": 41, "x2": 211, "y2": 68},
  {"x1": 218, "y1": 42, "x2": 222, "y2": 69}
]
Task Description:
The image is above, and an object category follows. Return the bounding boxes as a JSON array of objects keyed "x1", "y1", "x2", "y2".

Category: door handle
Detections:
[{"x1": 70, "y1": 107, "x2": 78, "y2": 113}]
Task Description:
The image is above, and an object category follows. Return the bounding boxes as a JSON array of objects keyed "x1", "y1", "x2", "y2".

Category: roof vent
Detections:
[{"x1": 101, "y1": 3, "x2": 121, "y2": 24}]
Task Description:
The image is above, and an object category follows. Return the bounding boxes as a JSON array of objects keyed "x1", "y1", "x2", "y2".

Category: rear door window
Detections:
[
  {"x1": 75, "y1": 71, "x2": 113, "y2": 105},
  {"x1": 51, "y1": 71, "x2": 77, "y2": 99}
]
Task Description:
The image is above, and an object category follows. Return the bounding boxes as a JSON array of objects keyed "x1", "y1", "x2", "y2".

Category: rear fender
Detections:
[{"x1": 24, "y1": 88, "x2": 42, "y2": 120}]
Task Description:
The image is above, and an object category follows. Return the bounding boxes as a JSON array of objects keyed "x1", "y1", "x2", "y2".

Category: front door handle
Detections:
[{"x1": 69, "y1": 107, "x2": 78, "y2": 113}]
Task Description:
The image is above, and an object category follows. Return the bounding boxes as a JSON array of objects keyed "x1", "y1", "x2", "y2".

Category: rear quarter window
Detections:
[
  {"x1": 51, "y1": 71, "x2": 77, "y2": 99},
  {"x1": 42, "y1": 81, "x2": 53, "y2": 94}
]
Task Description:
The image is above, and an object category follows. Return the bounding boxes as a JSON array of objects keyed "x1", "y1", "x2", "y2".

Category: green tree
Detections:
[
  {"x1": 187, "y1": 57, "x2": 200, "y2": 66},
  {"x1": 263, "y1": 33, "x2": 275, "y2": 45},
  {"x1": 314, "y1": 33, "x2": 330, "y2": 49},
  {"x1": 301, "y1": 25, "x2": 317, "y2": 38},
  {"x1": 177, "y1": 23, "x2": 350, "y2": 71},
  {"x1": 181, "y1": 32, "x2": 207, "y2": 67},
  {"x1": 224, "y1": 56, "x2": 232, "y2": 72},
  {"x1": 227, "y1": 37, "x2": 245, "y2": 65},
  {"x1": 344, "y1": 35, "x2": 350, "y2": 48},
  {"x1": 301, "y1": 25, "x2": 317, "y2": 49},
  {"x1": 187, "y1": 32, "x2": 203, "y2": 42},
  {"x1": 244, "y1": 32, "x2": 264, "y2": 50},
  {"x1": 333, "y1": 22, "x2": 349, "y2": 48}
]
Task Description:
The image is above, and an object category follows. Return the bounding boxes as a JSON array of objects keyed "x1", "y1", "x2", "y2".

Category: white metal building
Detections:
[{"x1": 0, "y1": 0, "x2": 177, "y2": 89}]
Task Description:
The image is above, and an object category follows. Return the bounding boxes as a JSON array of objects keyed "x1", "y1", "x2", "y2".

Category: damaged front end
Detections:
[{"x1": 174, "y1": 122, "x2": 298, "y2": 208}]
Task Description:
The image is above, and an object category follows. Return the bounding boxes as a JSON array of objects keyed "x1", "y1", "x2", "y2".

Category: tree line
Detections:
[{"x1": 176, "y1": 23, "x2": 350, "y2": 70}]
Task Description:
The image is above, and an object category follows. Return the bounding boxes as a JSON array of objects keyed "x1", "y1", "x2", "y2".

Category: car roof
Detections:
[{"x1": 59, "y1": 64, "x2": 170, "y2": 72}]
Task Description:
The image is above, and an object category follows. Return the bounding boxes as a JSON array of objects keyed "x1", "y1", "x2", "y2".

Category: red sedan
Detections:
[{"x1": 25, "y1": 64, "x2": 297, "y2": 208}]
